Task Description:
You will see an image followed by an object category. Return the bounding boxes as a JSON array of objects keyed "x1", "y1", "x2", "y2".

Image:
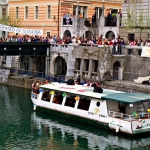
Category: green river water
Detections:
[{"x1": 0, "y1": 84, "x2": 150, "y2": 150}]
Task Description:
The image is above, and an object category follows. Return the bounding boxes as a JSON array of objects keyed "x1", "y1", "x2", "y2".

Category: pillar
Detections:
[
  {"x1": 80, "y1": 59, "x2": 84, "y2": 77},
  {"x1": 88, "y1": 59, "x2": 92, "y2": 79}
]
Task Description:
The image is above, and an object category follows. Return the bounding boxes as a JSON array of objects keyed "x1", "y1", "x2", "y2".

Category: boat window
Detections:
[
  {"x1": 52, "y1": 92, "x2": 63, "y2": 105},
  {"x1": 96, "y1": 101, "x2": 100, "y2": 107},
  {"x1": 77, "y1": 97, "x2": 91, "y2": 111},
  {"x1": 41, "y1": 90, "x2": 51, "y2": 102},
  {"x1": 65, "y1": 95, "x2": 76, "y2": 108}
]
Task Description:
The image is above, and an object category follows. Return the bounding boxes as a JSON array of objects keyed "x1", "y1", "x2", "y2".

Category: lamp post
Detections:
[
  {"x1": 102, "y1": 0, "x2": 104, "y2": 16},
  {"x1": 58, "y1": 0, "x2": 60, "y2": 36}
]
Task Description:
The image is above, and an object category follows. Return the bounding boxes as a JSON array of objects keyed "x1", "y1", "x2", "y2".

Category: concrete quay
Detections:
[{"x1": 0, "y1": 75, "x2": 150, "y2": 94}]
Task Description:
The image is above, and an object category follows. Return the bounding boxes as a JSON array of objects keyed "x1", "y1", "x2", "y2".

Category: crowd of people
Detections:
[
  {"x1": 0, "y1": 33, "x2": 149, "y2": 48},
  {"x1": 32, "y1": 80, "x2": 49, "y2": 94}
]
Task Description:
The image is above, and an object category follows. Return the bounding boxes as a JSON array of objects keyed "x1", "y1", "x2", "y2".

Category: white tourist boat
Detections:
[{"x1": 31, "y1": 82, "x2": 150, "y2": 135}]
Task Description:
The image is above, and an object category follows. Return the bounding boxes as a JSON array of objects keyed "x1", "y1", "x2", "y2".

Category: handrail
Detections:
[
  {"x1": 31, "y1": 92, "x2": 39, "y2": 99},
  {"x1": 107, "y1": 110, "x2": 150, "y2": 121}
]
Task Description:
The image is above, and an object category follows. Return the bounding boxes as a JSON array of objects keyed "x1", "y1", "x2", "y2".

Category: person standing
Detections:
[
  {"x1": 107, "y1": 12, "x2": 112, "y2": 26},
  {"x1": 92, "y1": 14, "x2": 96, "y2": 27}
]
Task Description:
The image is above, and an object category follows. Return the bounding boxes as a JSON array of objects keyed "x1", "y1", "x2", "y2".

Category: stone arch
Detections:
[
  {"x1": 54, "y1": 56, "x2": 67, "y2": 76},
  {"x1": 85, "y1": 30, "x2": 93, "y2": 39},
  {"x1": 19, "y1": 56, "x2": 31, "y2": 70},
  {"x1": 113, "y1": 61, "x2": 121, "y2": 80},
  {"x1": 63, "y1": 30, "x2": 71, "y2": 37},
  {"x1": 50, "y1": 53, "x2": 68, "y2": 75},
  {"x1": 105, "y1": 31, "x2": 115, "y2": 40}
]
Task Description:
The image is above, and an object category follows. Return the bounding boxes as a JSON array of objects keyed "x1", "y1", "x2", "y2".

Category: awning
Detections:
[{"x1": 101, "y1": 93, "x2": 150, "y2": 103}]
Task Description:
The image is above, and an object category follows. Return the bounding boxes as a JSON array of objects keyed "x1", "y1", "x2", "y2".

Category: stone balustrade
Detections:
[
  {"x1": 0, "y1": 0, "x2": 7, "y2": 3},
  {"x1": 50, "y1": 44, "x2": 143, "y2": 56}
]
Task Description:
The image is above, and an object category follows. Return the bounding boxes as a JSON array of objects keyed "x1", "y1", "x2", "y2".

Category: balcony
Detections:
[
  {"x1": 63, "y1": 18, "x2": 73, "y2": 26},
  {"x1": 84, "y1": 18, "x2": 99, "y2": 28},
  {"x1": 105, "y1": 17, "x2": 117, "y2": 26}
]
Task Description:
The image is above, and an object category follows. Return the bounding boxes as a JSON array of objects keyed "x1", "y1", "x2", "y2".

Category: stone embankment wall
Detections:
[{"x1": 0, "y1": 76, "x2": 150, "y2": 94}]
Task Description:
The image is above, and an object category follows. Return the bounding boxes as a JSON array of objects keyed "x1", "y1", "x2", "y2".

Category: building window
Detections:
[
  {"x1": 128, "y1": 34, "x2": 134, "y2": 41},
  {"x1": 75, "y1": 58, "x2": 81, "y2": 70},
  {"x1": 16, "y1": 7, "x2": 19, "y2": 19},
  {"x1": 46, "y1": 31, "x2": 51, "y2": 37},
  {"x1": 47, "y1": 5, "x2": 51, "y2": 19},
  {"x1": 25, "y1": 6, "x2": 28, "y2": 19},
  {"x1": 95, "y1": 7, "x2": 102, "y2": 19},
  {"x1": 73, "y1": 5, "x2": 87, "y2": 18},
  {"x1": 2, "y1": 8, "x2": 6, "y2": 19},
  {"x1": 148, "y1": 34, "x2": 150, "y2": 41},
  {"x1": 35, "y1": 6, "x2": 38, "y2": 19}
]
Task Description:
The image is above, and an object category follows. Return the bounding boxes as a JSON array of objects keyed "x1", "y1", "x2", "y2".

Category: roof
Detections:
[
  {"x1": 102, "y1": 93, "x2": 150, "y2": 104},
  {"x1": 40, "y1": 82, "x2": 123, "y2": 99}
]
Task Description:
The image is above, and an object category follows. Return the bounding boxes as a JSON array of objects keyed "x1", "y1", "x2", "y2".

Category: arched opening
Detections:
[
  {"x1": 85, "y1": 31, "x2": 93, "y2": 39},
  {"x1": 113, "y1": 61, "x2": 121, "y2": 80},
  {"x1": 54, "y1": 56, "x2": 67, "y2": 76},
  {"x1": 63, "y1": 30, "x2": 71, "y2": 37},
  {"x1": 105, "y1": 31, "x2": 115, "y2": 40},
  {"x1": 36, "y1": 56, "x2": 45, "y2": 72},
  {"x1": 20, "y1": 56, "x2": 30, "y2": 70}
]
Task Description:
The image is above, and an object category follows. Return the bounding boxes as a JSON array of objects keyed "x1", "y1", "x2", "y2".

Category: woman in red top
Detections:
[{"x1": 97, "y1": 39, "x2": 102, "y2": 45}]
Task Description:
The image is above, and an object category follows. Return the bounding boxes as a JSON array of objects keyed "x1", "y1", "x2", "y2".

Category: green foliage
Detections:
[
  {"x1": 111, "y1": 13, "x2": 117, "y2": 17},
  {"x1": 83, "y1": 46, "x2": 113, "y2": 81},
  {"x1": 0, "y1": 11, "x2": 24, "y2": 27},
  {"x1": 123, "y1": 5, "x2": 150, "y2": 30}
]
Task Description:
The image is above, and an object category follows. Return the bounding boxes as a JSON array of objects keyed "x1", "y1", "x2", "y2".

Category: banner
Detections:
[
  {"x1": 60, "y1": 3, "x2": 72, "y2": 16},
  {"x1": 0, "y1": 24, "x2": 43, "y2": 36},
  {"x1": 141, "y1": 47, "x2": 150, "y2": 57}
]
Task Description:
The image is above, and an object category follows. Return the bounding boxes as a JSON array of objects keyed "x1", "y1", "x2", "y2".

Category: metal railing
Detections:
[
  {"x1": 10, "y1": 68, "x2": 66, "y2": 83},
  {"x1": 108, "y1": 110, "x2": 150, "y2": 122},
  {"x1": 105, "y1": 17, "x2": 117, "y2": 26}
]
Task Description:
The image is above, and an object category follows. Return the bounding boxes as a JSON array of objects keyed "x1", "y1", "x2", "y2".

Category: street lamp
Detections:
[
  {"x1": 102, "y1": 0, "x2": 105, "y2": 16},
  {"x1": 58, "y1": 0, "x2": 60, "y2": 36}
]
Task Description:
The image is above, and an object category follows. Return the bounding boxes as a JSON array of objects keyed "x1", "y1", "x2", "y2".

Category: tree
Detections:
[
  {"x1": 83, "y1": 46, "x2": 113, "y2": 82},
  {"x1": 122, "y1": 5, "x2": 150, "y2": 38},
  {"x1": 0, "y1": 11, "x2": 24, "y2": 27}
]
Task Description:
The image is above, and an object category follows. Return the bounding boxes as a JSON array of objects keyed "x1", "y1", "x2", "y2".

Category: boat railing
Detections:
[
  {"x1": 31, "y1": 92, "x2": 39, "y2": 99},
  {"x1": 107, "y1": 110, "x2": 150, "y2": 122}
]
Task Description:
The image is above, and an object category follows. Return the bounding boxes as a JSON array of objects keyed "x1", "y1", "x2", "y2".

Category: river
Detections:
[{"x1": 0, "y1": 84, "x2": 150, "y2": 150}]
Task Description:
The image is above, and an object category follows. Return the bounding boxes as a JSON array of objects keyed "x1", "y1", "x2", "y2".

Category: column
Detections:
[
  {"x1": 99, "y1": 1, "x2": 105, "y2": 36},
  {"x1": 80, "y1": 59, "x2": 84, "y2": 77},
  {"x1": 88, "y1": 59, "x2": 92, "y2": 79},
  {"x1": 0, "y1": 5, "x2": 2, "y2": 18},
  {"x1": 97, "y1": 8, "x2": 100, "y2": 19},
  {"x1": 0, "y1": 5, "x2": 2, "y2": 37},
  {"x1": 80, "y1": 6, "x2": 83, "y2": 16}
]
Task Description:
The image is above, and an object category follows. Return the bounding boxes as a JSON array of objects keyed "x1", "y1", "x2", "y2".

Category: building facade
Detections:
[
  {"x1": 8, "y1": 0, "x2": 122, "y2": 38},
  {"x1": 0, "y1": 0, "x2": 8, "y2": 37},
  {"x1": 119, "y1": 0, "x2": 150, "y2": 41}
]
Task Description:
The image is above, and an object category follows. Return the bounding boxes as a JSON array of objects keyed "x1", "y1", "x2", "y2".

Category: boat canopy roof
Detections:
[
  {"x1": 39, "y1": 83, "x2": 123, "y2": 99},
  {"x1": 102, "y1": 93, "x2": 150, "y2": 104}
]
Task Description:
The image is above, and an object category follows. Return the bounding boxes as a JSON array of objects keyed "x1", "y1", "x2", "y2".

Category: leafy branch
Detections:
[
  {"x1": 0, "y1": 11, "x2": 24, "y2": 27},
  {"x1": 83, "y1": 46, "x2": 113, "y2": 81},
  {"x1": 122, "y1": 5, "x2": 150, "y2": 38}
]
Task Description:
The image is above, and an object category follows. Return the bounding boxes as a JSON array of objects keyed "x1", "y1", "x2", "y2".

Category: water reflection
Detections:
[
  {"x1": 31, "y1": 112, "x2": 150, "y2": 150},
  {"x1": 0, "y1": 84, "x2": 150, "y2": 150}
]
